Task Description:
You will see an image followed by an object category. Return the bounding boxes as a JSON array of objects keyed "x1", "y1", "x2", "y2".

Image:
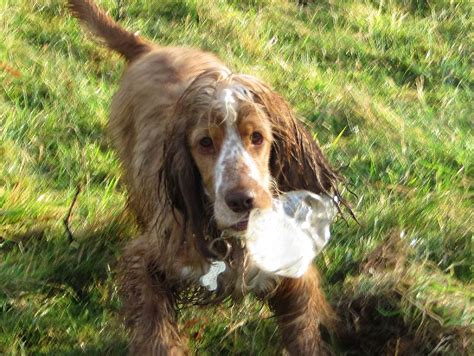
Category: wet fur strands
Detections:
[{"x1": 68, "y1": 0, "x2": 348, "y2": 354}]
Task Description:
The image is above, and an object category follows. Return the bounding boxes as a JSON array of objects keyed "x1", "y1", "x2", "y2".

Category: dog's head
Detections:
[{"x1": 160, "y1": 69, "x2": 341, "y2": 238}]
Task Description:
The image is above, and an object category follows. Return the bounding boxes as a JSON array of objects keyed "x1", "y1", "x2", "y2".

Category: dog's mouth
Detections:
[
  {"x1": 229, "y1": 216, "x2": 249, "y2": 232},
  {"x1": 228, "y1": 214, "x2": 249, "y2": 232}
]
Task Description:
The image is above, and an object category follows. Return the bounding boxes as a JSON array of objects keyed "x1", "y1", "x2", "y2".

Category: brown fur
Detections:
[
  {"x1": 269, "y1": 266, "x2": 337, "y2": 355},
  {"x1": 67, "y1": 1, "x2": 346, "y2": 354},
  {"x1": 68, "y1": 0, "x2": 151, "y2": 61}
]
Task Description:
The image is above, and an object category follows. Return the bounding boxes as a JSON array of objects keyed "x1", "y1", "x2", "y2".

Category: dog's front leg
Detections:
[
  {"x1": 268, "y1": 265, "x2": 335, "y2": 355},
  {"x1": 120, "y1": 236, "x2": 187, "y2": 356}
]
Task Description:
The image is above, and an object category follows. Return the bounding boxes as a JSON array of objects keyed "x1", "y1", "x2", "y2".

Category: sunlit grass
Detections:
[{"x1": 1, "y1": 0, "x2": 472, "y2": 354}]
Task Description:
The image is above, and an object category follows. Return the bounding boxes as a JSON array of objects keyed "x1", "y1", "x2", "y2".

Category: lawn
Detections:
[{"x1": 1, "y1": 0, "x2": 472, "y2": 354}]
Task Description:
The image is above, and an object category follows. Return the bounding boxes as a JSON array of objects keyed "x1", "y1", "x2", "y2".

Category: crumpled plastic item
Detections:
[{"x1": 245, "y1": 191, "x2": 336, "y2": 278}]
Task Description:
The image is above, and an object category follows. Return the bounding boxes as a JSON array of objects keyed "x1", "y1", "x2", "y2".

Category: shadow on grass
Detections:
[
  {"x1": 47, "y1": 218, "x2": 133, "y2": 299},
  {"x1": 0, "y1": 216, "x2": 136, "y2": 354}
]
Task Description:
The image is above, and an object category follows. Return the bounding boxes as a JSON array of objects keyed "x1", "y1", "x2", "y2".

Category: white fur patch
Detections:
[
  {"x1": 212, "y1": 84, "x2": 270, "y2": 228},
  {"x1": 214, "y1": 87, "x2": 260, "y2": 195},
  {"x1": 199, "y1": 261, "x2": 226, "y2": 291},
  {"x1": 221, "y1": 88, "x2": 236, "y2": 106}
]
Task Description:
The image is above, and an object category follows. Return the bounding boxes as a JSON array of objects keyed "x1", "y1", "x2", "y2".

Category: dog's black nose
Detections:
[{"x1": 225, "y1": 191, "x2": 255, "y2": 213}]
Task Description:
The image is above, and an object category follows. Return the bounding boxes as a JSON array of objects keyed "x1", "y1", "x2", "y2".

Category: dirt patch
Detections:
[{"x1": 334, "y1": 233, "x2": 473, "y2": 355}]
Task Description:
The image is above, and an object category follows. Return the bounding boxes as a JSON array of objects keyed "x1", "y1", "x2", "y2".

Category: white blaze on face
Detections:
[
  {"x1": 221, "y1": 88, "x2": 235, "y2": 108},
  {"x1": 212, "y1": 85, "x2": 265, "y2": 227},
  {"x1": 214, "y1": 86, "x2": 261, "y2": 196}
]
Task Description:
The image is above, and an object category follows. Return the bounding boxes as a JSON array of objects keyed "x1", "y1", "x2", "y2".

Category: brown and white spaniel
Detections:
[{"x1": 68, "y1": 1, "x2": 347, "y2": 354}]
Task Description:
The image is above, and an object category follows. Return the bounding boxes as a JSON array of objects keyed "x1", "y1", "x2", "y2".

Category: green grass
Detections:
[{"x1": 1, "y1": 0, "x2": 472, "y2": 354}]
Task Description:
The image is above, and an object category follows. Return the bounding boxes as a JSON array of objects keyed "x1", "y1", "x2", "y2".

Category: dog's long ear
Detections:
[
  {"x1": 159, "y1": 127, "x2": 207, "y2": 238},
  {"x1": 254, "y1": 88, "x2": 342, "y2": 197}
]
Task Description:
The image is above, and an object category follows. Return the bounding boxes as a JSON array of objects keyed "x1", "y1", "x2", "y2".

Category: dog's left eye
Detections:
[
  {"x1": 199, "y1": 137, "x2": 213, "y2": 147},
  {"x1": 250, "y1": 132, "x2": 263, "y2": 145},
  {"x1": 198, "y1": 136, "x2": 214, "y2": 153}
]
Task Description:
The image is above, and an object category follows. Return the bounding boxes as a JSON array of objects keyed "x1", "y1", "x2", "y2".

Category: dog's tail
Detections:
[{"x1": 67, "y1": 0, "x2": 151, "y2": 61}]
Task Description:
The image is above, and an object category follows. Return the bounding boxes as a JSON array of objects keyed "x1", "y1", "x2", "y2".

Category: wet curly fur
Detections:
[{"x1": 68, "y1": 1, "x2": 345, "y2": 354}]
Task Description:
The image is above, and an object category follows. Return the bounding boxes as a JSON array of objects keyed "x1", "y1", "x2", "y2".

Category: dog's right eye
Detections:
[{"x1": 199, "y1": 137, "x2": 214, "y2": 150}]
